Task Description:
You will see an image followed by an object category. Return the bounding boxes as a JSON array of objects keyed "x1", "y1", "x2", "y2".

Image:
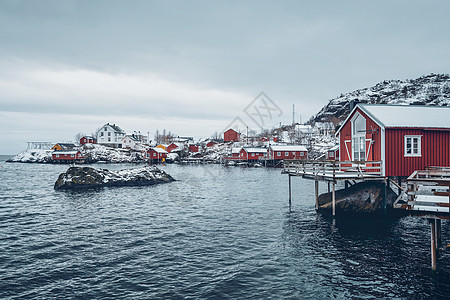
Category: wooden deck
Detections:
[
  {"x1": 395, "y1": 167, "x2": 450, "y2": 214},
  {"x1": 282, "y1": 160, "x2": 384, "y2": 182}
]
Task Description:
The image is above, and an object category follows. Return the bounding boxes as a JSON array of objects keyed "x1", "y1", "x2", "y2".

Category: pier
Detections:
[{"x1": 284, "y1": 160, "x2": 450, "y2": 271}]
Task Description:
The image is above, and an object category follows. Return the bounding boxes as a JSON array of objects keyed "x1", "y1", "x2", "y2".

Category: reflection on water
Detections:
[{"x1": 0, "y1": 162, "x2": 449, "y2": 299}]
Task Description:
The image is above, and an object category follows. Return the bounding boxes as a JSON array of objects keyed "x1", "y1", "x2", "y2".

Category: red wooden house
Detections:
[
  {"x1": 239, "y1": 148, "x2": 267, "y2": 160},
  {"x1": 147, "y1": 147, "x2": 168, "y2": 163},
  {"x1": 327, "y1": 145, "x2": 339, "y2": 160},
  {"x1": 166, "y1": 143, "x2": 179, "y2": 153},
  {"x1": 189, "y1": 144, "x2": 199, "y2": 153},
  {"x1": 224, "y1": 129, "x2": 240, "y2": 142},
  {"x1": 80, "y1": 136, "x2": 97, "y2": 145},
  {"x1": 268, "y1": 145, "x2": 308, "y2": 160},
  {"x1": 336, "y1": 104, "x2": 450, "y2": 177},
  {"x1": 52, "y1": 150, "x2": 85, "y2": 163}
]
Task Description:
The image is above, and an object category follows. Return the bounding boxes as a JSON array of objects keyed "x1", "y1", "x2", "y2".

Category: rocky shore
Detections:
[{"x1": 54, "y1": 166, "x2": 174, "y2": 190}]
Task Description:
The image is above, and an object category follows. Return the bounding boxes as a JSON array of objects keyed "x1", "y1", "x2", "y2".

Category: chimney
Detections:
[{"x1": 349, "y1": 99, "x2": 360, "y2": 111}]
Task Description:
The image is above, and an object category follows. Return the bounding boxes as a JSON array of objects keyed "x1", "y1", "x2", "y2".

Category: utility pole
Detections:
[{"x1": 292, "y1": 104, "x2": 295, "y2": 125}]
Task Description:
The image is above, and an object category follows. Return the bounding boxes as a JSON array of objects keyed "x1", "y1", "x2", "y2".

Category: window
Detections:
[
  {"x1": 277, "y1": 152, "x2": 281, "y2": 156},
  {"x1": 108, "y1": 138, "x2": 111, "y2": 142},
  {"x1": 285, "y1": 152, "x2": 289, "y2": 156},
  {"x1": 251, "y1": 153, "x2": 255, "y2": 157},
  {"x1": 153, "y1": 153, "x2": 156, "y2": 157},
  {"x1": 241, "y1": 152, "x2": 244, "y2": 157},
  {"x1": 100, "y1": 132, "x2": 104, "y2": 136},
  {"x1": 108, "y1": 132, "x2": 111, "y2": 136},
  {"x1": 71, "y1": 154, "x2": 74, "y2": 157},
  {"x1": 329, "y1": 152, "x2": 334, "y2": 157},
  {"x1": 351, "y1": 112, "x2": 366, "y2": 161},
  {"x1": 56, "y1": 154, "x2": 59, "y2": 158},
  {"x1": 404, "y1": 135, "x2": 421, "y2": 157},
  {"x1": 104, "y1": 127, "x2": 107, "y2": 131}
]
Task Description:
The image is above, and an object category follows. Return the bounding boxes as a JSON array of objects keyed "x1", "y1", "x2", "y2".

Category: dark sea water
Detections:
[{"x1": 1, "y1": 156, "x2": 450, "y2": 299}]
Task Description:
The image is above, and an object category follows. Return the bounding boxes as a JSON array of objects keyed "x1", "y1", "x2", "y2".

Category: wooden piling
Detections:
[
  {"x1": 288, "y1": 174, "x2": 292, "y2": 207},
  {"x1": 332, "y1": 182, "x2": 336, "y2": 217},
  {"x1": 315, "y1": 180, "x2": 319, "y2": 210},
  {"x1": 430, "y1": 219, "x2": 437, "y2": 271}
]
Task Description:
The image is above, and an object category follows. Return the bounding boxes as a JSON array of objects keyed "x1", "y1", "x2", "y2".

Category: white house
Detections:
[{"x1": 97, "y1": 123, "x2": 126, "y2": 148}]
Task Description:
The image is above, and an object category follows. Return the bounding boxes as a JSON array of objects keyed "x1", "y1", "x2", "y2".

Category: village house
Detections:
[
  {"x1": 336, "y1": 103, "x2": 450, "y2": 177},
  {"x1": 327, "y1": 145, "x2": 339, "y2": 160},
  {"x1": 52, "y1": 150, "x2": 85, "y2": 163},
  {"x1": 224, "y1": 129, "x2": 240, "y2": 142},
  {"x1": 166, "y1": 143, "x2": 180, "y2": 153},
  {"x1": 206, "y1": 141, "x2": 218, "y2": 147},
  {"x1": 79, "y1": 136, "x2": 97, "y2": 145},
  {"x1": 189, "y1": 144, "x2": 199, "y2": 153},
  {"x1": 97, "y1": 123, "x2": 126, "y2": 148},
  {"x1": 146, "y1": 147, "x2": 168, "y2": 163},
  {"x1": 122, "y1": 134, "x2": 140, "y2": 150},
  {"x1": 239, "y1": 148, "x2": 267, "y2": 160},
  {"x1": 268, "y1": 145, "x2": 308, "y2": 160}
]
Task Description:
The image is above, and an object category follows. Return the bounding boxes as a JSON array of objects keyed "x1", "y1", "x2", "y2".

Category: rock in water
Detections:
[
  {"x1": 54, "y1": 166, "x2": 174, "y2": 190},
  {"x1": 317, "y1": 181, "x2": 398, "y2": 215}
]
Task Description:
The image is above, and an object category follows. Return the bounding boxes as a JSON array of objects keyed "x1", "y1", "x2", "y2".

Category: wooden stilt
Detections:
[
  {"x1": 344, "y1": 180, "x2": 349, "y2": 189},
  {"x1": 288, "y1": 174, "x2": 292, "y2": 207},
  {"x1": 315, "y1": 180, "x2": 319, "y2": 210},
  {"x1": 383, "y1": 178, "x2": 388, "y2": 214},
  {"x1": 436, "y1": 219, "x2": 442, "y2": 249},
  {"x1": 332, "y1": 182, "x2": 336, "y2": 217},
  {"x1": 397, "y1": 176, "x2": 402, "y2": 196},
  {"x1": 328, "y1": 181, "x2": 330, "y2": 193},
  {"x1": 430, "y1": 219, "x2": 437, "y2": 271}
]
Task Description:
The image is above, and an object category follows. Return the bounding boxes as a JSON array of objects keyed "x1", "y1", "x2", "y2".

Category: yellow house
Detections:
[{"x1": 156, "y1": 144, "x2": 168, "y2": 151}]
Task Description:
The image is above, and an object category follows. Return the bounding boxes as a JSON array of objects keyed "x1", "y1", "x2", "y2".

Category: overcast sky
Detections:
[{"x1": 1, "y1": 0, "x2": 450, "y2": 154}]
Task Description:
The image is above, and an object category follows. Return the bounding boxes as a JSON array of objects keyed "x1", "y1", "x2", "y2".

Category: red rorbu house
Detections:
[
  {"x1": 268, "y1": 145, "x2": 308, "y2": 160},
  {"x1": 166, "y1": 143, "x2": 179, "y2": 153},
  {"x1": 147, "y1": 147, "x2": 168, "y2": 163},
  {"x1": 336, "y1": 104, "x2": 450, "y2": 177},
  {"x1": 189, "y1": 144, "x2": 199, "y2": 153},
  {"x1": 224, "y1": 129, "x2": 240, "y2": 142},
  {"x1": 52, "y1": 150, "x2": 85, "y2": 163},
  {"x1": 231, "y1": 147, "x2": 241, "y2": 159},
  {"x1": 239, "y1": 148, "x2": 267, "y2": 160},
  {"x1": 79, "y1": 136, "x2": 97, "y2": 145},
  {"x1": 327, "y1": 145, "x2": 339, "y2": 160}
]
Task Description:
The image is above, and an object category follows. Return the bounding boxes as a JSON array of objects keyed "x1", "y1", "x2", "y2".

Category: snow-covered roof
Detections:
[
  {"x1": 270, "y1": 145, "x2": 307, "y2": 152},
  {"x1": 328, "y1": 145, "x2": 339, "y2": 151},
  {"x1": 52, "y1": 150, "x2": 80, "y2": 155},
  {"x1": 359, "y1": 104, "x2": 450, "y2": 129},
  {"x1": 231, "y1": 147, "x2": 241, "y2": 154},
  {"x1": 150, "y1": 147, "x2": 168, "y2": 154},
  {"x1": 243, "y1": 147, "x2": 267, "y2": 153}
]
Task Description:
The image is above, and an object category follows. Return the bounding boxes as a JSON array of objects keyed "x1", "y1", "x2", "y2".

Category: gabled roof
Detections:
[
  {"x1": 101, "y1": 123, "x2": 125, "y2": 134},
  {"x1": 269, "y1": 145, "x2": 307, "y2": 151},
  {"x1": 149, "y1": 147, "x2": 168, "y2": 154},
  {"x1": 54, "y1": 143, "x2": 77, "y2": 149},
  {"x1": 231, "y1": 147, "x2": 242, "y2": 154},
  {"x1": 359, "y1": 104, "x2": 450, "y2": 129},
  {"x1": 337, "y1": 104, "x2": 450, "y2": 135}
]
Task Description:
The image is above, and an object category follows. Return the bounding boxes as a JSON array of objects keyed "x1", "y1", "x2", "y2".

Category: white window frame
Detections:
[
  {"x1": 351, "y1": 112, "x2": 366, "y2": 162},
  {"x1": 285, "y1": 152, "x2": 289, "y2": 156},
  {"x1": 404, "y1": 135, "x2": 422, "y2": 157},
  {"x1": 277, "y1": 152, "x2": 281, "y2": 157},
  {"x1": 251, "y1": 153, "x2": 255, "y2": 157}
]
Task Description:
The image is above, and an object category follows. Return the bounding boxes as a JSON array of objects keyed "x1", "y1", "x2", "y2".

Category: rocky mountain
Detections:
[{"x1": 312, "y1": 73, "x2": 450, "y2": 124}]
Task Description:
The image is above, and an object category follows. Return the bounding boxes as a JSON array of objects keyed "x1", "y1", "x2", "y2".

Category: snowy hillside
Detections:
[{"x1": 313, "y1": 73, "x2": 450, "y2": 123}]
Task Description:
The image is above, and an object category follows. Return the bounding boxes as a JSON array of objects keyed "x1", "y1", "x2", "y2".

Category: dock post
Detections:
[
  {"x1": 436, "y1": 219, "x2": 442, "y2": 249},
  {"x1": 332, "y1": 182, "x2": 336, "y2": 217},
  {"x1": 429, "y1": 219, "x2": 438, "y2": 271},
  {"x1": 328, "y1": 181, "x2": 330, "y2": 193},
  {"x1": 383, "y1": 178, "x2": 388, "y2": 214},
  {"x1": 315, "y1": 180, "x2": 319, "y2": 210},
  {"x1": 288, "y1": 174, "x2": 292, "y2": 207}
]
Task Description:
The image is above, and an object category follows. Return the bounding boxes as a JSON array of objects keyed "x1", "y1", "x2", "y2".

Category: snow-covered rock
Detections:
[
  {"x1": 7, "y1": 149, "x2": 53, "y2": 163},
  {"x1": 313, "y1": 73, "x2": 450, "y2": 124},
  {"x1": 54, "y1": 166, "x2": 174, "y2": 190}
]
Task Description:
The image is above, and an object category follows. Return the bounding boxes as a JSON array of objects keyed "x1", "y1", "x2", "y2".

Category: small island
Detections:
[{"x1": 54, "y1": 166, "x2": 175, "y2": 190}]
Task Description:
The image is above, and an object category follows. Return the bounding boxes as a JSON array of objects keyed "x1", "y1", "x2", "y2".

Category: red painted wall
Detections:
[
  {"x1": 239, "y1": 149, "x2": 266, "y2": 160},
  {"x1": 224, "y1": 129, "x2": 240, "y2": 142},
  {"x1": 147, "y1": 149, "x2": 167, "y2": 159},
  {"x1": 269, "y1": 150, "x2": 307, "y2": 160},
  {"x1": 166, "y1": 144, "x2": 179, "y2": 153},
  {"x1": 338, "y1": 108, "x2": 382, "y2": 163},
  {"x1": 52, "y1": 151, "x2": 83, "y2": 160},
  {"x1": 189, "y1": 145, "x2": 199, "y2": 152},
  {"x1": 385, "y1": 128, "x2": 450, "y2": 177}
]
